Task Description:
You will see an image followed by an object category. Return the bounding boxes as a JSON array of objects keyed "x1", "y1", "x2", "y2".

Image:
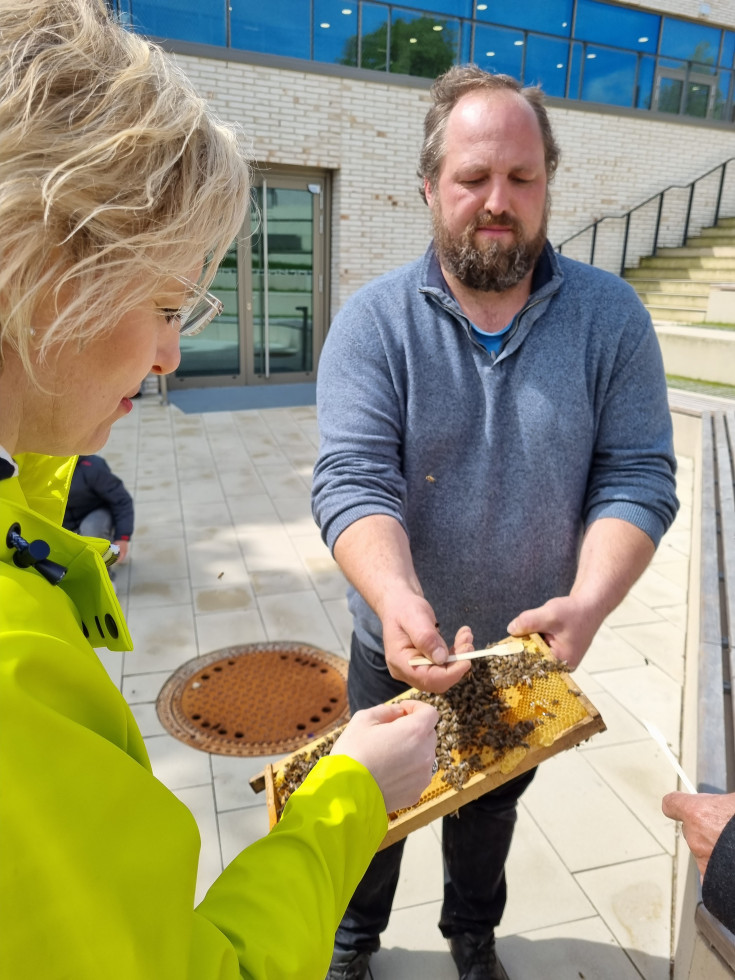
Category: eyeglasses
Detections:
[{"x1": 166, "y1": 277, "x2": 224, "y2": 337}]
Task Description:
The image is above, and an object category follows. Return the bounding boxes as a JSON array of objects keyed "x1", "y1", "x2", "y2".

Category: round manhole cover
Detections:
[{"x1": 156, "y1": 642, "x2": 350, "y2": 756}]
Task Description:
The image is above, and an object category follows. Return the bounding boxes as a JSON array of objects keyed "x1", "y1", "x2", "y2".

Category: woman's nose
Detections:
[{"x1": 152, "y1": 324, "x2": 182, "y2": 376}]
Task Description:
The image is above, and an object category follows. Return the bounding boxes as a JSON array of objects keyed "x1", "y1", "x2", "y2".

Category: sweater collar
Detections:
[{"x1": 422, "y1": 238, "x2": 561, "y2": 304}]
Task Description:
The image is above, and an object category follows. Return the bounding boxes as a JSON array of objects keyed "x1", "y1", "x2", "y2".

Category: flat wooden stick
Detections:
[
  {"x1": 643, "y1": 719, "x2": 696, "y2": 793},
  {"x1": 409, "y1": 638, "x2": 525, "y2": 667}
]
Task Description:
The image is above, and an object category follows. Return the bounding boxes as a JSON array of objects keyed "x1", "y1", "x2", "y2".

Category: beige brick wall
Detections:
[{"x1": 173, "y1": 51, "x2": 735, "y2": 311}]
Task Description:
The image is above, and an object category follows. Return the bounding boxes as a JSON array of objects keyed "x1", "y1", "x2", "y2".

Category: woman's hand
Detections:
[{"x1": 331, "y1": 700, "x2": 439, "y2": 813}]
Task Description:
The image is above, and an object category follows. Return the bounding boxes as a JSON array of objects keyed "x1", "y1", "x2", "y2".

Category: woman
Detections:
[{"x1": 0, "y1": 2, "x2": 439, "y2": 977}]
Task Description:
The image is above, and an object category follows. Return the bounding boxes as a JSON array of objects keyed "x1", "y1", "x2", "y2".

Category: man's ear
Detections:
[{"x1": 424, "y1": 178, "x2": 434, "y2": 208}]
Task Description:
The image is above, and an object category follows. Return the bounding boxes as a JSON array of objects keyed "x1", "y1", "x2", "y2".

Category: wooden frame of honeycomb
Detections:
[{"x1": 251, "y1": 634, "x2": 605, "y2": 849}]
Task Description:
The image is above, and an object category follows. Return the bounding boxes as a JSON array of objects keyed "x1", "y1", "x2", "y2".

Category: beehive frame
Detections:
[{"x1": 252, "y1": 634, "x2": 605, "y2": 849}]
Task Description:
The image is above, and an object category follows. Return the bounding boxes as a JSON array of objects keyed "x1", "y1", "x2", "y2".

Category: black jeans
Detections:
[{"x1": 334, "y1": 632, "x2": 536, "y2": 954}]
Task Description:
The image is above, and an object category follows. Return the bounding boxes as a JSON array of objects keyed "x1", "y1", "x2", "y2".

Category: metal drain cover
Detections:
[{"x1": 156, "y1": 642, "x2": 349, "y2": 756}]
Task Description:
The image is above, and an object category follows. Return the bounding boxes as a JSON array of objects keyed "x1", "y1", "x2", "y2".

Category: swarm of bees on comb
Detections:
[{"x1": 274, "y1": 646, "x2": 568, "y2": 816}]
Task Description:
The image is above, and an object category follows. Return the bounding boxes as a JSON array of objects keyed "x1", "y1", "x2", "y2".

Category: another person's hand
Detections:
[
  {"x1": 381, "y1": 591, "x2": 471, "y2": 693},
  {"x1": 662, "y1": 791, "x2": 735, "y2": 879},
  {"x1": 113, "y1": 539, "x2": 129, "y2": 563},
  {"x1": 506, "y1": 594, "x2": 600, "y2": 670},
  {"x1": 330, "y1": 700, "x2": 440, "y2": 812}
]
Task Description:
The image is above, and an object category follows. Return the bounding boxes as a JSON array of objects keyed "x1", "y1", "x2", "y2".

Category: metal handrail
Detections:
[{"x1": 556, "y1": 157, "x2": 735, "y2": 276}]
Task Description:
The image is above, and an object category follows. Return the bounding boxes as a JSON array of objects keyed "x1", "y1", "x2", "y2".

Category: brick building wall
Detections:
[{"x1": 173, "y1": 51, "x2": 735, "y2": 312}]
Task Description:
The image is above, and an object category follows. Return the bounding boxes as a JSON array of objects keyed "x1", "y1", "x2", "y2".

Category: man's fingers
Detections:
[
  {"x1": 662, "y1": 790, "x2": 690, "y2": 820},
  {"x1": 410, "y1": 660, "x2": 471, "y2": 694}
]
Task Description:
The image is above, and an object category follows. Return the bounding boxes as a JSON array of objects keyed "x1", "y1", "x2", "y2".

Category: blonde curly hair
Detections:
[{"x1": 0, "y1": 0, "x2": 250, "y2": 381}]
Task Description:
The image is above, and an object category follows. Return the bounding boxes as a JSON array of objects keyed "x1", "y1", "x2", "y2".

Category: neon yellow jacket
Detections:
[{"x1": 0, "y1": 454, "x2": 387, "y2": 979}]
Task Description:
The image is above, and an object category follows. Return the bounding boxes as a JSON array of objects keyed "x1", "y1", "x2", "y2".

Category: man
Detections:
[
  {"x1": 312, "y1": 66, "x2": 679, "y2": 980},
  {"x1": 63, "y1": 455, "x2": 134, "y2": 567},
  {"x1": 663, "y1": 791, "x2": 735, "y2": 933}
]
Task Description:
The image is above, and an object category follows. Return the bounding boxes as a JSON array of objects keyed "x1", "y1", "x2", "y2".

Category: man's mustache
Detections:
[{"x1": 472, "y1": 212, "x2": 519, "y2": 233}]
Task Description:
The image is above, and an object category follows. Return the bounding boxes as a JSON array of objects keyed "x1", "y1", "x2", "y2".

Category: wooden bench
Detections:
[{"x1": 693, "y1": 408, "x2": 735, "y2": 971}]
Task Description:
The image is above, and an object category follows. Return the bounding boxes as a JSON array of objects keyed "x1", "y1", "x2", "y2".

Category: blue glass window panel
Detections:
[
  {"x1": 712, "y1": 70, "x2": 732, "y2": 119},
  {"x1": 473, "y1": 25, "x2": 524, "y2": 79},
  {"x1": 360, "y1": 2, "x2": 389, "y2": 71},
  {"x1": 129, "y1": 0, "x2": 225, "y2": 45},
  {"x1": 475, "y1": 0, "x2": 572, "y2": 38},
  {"x1": 658, "y1": 57, "x2": 686, "y2": 71},
  {"x1": 389, "y1": 9, "x2": 460, "y2": 77},
  {"x1": 636, "y1": 55, "x2": 655, "y2": 109},
  {"x1": 660, "y1": 17, "x2": 720, "y2": 68},
  {"x1": 580, "y1": 46, "x2": 637, "y2": 107},
  {"x1": 399, "y1": 0, "x2": 472, "y2": 16},
  {"x1": 231, "y1": 2, "x2": 309, "y2": 59},
  {"x1": 314, "y1": 0, "x2": 358, "y2": 65},
  {"x1": 656, "y1": 76, "x2": 683, "y2": 114},
  {"x1": 722, "y1": 32, "x2": 735, "y2": 68},
  {"x1": 568, "y1": 41, "x2": 584, "y2": 99},
  {"x1": 574, "y1": 1, "x2": 658, "y2": 54},
  {"x1": 459, "y1": 20, "x2": 472, "y2": 64},
  {"x1": 524, "y1": 35, "x2": 572, "y2": 96},
  {"x1": 685, "y1": 79, "x2": 710, "y2": 118}
]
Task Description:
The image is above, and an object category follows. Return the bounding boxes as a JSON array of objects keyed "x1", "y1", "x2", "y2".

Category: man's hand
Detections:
[
  {"x1": 508, "y1": 518, "x2": 656, "y2": 670},
  {"x1": 381, "y1": 591, "x2": 471, "y2": 693},
  {"x1": 507, "y1": 594, "x2": 598, "y2": 669},
  {"x1": 662, "y1": 791, "x2": 735, "y2": 880}
]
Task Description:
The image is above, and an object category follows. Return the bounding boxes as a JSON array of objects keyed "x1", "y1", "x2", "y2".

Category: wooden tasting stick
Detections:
[{"x1": 409, "y1": 638, "x2": 525, "y2": 667}]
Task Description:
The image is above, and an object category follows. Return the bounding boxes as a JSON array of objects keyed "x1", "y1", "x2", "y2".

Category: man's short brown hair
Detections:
[{"x1": 418, "y1": 65, "x2": 561, "y2": 203}]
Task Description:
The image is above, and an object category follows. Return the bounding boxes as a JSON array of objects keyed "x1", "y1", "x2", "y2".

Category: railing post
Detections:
[
  {"x1": 682, "y1": 182, "x2": 696, "y2": 246},
  {"x1": 590, "y1": 222, "x2": 598, "y2": 266},
  {"x1": 714, "y1": 161, "x2": 728, "y2": 228},
  {"x1": 653, "y1": 192, "x2": 664, "y2": 255},
  {"x1": 620, "y1": 212, "x2": 631, "y2": 276}
]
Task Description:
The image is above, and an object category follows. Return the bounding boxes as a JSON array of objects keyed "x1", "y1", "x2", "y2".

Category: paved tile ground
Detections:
[{"x1": 100, "y1": 395, "x2": 696, "y2": 980}]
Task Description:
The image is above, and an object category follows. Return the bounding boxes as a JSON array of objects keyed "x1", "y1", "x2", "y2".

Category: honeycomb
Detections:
[{"x1": 261, "y1": 634, "x2": 605, "y2": 846}]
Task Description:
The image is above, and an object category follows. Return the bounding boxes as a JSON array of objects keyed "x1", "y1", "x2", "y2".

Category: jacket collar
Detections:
[
  {"x1": 421, "y1": 238, "x2": 562, "y2": 307},
  {"x1": 418, "y1": 240, "x2": 564, "y2": 360},
  {"x1": 12, "y1": 453, "x2": 77, "y2": 526}
]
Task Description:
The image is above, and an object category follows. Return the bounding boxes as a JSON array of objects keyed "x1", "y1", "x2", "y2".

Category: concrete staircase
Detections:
[{"x1": 624, "y1": 217, "x2": 735, "y2": 323}]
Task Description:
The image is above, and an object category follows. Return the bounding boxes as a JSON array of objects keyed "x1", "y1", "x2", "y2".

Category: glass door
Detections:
[
  {"x1": 246, "y1": 173, "x2": 325, "y2": 382},
  {"x1": 166, "y1": 168, "x2": 328, "y2": 389},
  {"x1": 170, "y1": 242, "x2": 240, "y2": 382}
]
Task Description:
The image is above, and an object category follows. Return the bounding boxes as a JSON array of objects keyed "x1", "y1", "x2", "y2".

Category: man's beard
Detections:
[{"x1": 432, "y1": 203, "x2": 548, "y2": 293}]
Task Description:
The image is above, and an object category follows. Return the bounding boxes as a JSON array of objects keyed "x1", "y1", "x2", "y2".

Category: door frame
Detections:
[
  {"x1": 167, "y1": 164, "x2": 331, "y2": 390},
  {"x1": 243, "y1": 165, "x2": 330, "y2": 386}
]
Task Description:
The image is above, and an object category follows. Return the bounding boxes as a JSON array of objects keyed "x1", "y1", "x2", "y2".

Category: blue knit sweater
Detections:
[{"x1": 312, "y1": 242, "x2": 679, "y2": 652}]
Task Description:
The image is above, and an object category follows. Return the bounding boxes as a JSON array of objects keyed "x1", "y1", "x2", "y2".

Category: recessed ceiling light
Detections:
[
  {"x1": 342, "y1": 7, "x2": 352, "y2": 13},
  {"x1": 556, "y1": 63, "x2": 564, "y2": 68},
  {"x1": 433, "y1": 24, "x2": 443, "y2": 31},
  {"x1": 638, "y1": 36, "x2": 649, "y2": 43},
  {"x1": 514, "y1": 39, "x2": 524, "y2": 46},
  {"x1": 410, "y1": 37, "x2": 417, "y2": 43},
  {"x1": 586, "y1": 52, "x2": 596, "y2": 58},
  {"x1": 486, "y1": 50, "x2": 495, "y2": 56},
  {"x1": 477, "y1": 3, "x2": 488, "y2": 9},
  {"x1": 561, "y1": 21, "x2": 568, "y2": 27},
  {"x1": 320, "y1": 22, "x2": 330, "y2": 29}
]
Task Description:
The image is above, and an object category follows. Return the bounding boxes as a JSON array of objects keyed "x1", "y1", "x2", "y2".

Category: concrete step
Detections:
[
  {"x1": 638, "y1": 256, "x2": 735, "y2": 271},
  {"x1": 626, "y1": 279, "x2": 711, "y2": 296},
  {"x1": 647, "y1": 306, "x2": 708, "y2": 322},
  {"x1": 625, "y1": 266, "x2": 735, "y2": 282},
  {"x1": 655, "y1": 323, "x2": 735, "y2": 385},
  {"x1": 634, "y1": 291, "x2": 708, "y2": 310},
  {"x1": 690, "y1": 226, "x2": 735, "y2": 240},
  {"x1": 688, "y1": 235, "x2": 735, "y2": 249},
  {"x1": 715, "y1": 216, "x2": 735, "y2": 228},
  {"x1": 653, "y1": 245, "x2": 735, "y2": 258}
]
